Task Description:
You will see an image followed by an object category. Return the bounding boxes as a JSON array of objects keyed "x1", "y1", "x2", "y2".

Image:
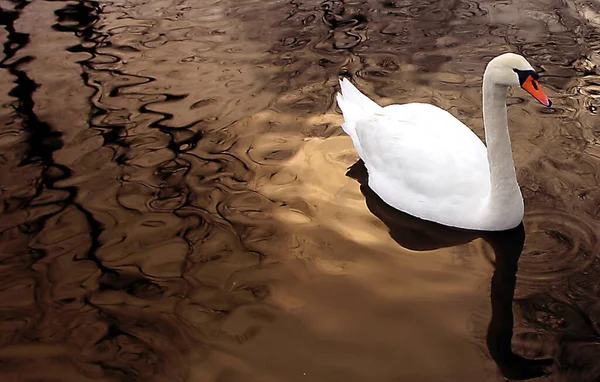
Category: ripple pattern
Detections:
[
  {"x1": 518, "y1": 210, "x2": 600, "y2": 286},
  {"x1": 0, "y1": 0, "x2": 600, "y2": 381}
]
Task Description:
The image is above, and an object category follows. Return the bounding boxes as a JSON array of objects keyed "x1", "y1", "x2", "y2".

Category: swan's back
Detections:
[{"x1": 337, "y1": 79, "x2": 493, "y2": 229}]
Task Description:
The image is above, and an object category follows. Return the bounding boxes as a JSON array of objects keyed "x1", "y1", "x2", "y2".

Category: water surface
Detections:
[{"x1": 0, "y1": 0, "x2": 599, "y2": 381}]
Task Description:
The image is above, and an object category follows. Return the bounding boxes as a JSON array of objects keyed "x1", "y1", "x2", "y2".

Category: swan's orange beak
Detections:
[{"x1": 521, "y1": 75, "x2": 552, "y2": 107}]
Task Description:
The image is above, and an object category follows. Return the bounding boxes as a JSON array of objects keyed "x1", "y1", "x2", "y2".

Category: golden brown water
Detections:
[{"x1": 0, "y1": 0, "x2": 599, "y2": 381}]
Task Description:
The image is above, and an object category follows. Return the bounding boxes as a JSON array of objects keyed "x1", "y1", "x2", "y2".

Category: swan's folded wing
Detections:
[{"x1": 354, "y1": 110, "x2": 491, "y2": 223}]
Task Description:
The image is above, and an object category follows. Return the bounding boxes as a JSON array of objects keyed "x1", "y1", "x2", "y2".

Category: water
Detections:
[{"x1": 0, "y1": 0, "x2": 599, "y2": 381}]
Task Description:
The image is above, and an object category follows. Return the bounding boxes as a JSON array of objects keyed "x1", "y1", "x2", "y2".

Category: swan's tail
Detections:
[{"x1": 336, "y1": 78, "x2": 382, "y2": 140}]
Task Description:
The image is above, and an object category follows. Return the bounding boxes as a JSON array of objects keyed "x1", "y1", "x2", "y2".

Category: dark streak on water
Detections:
[{"x1": 0, "y1": 0, "x2": 599, "y2": 381}]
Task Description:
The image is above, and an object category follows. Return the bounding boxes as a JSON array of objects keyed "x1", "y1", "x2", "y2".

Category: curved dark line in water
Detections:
[
  {"x1": 54, "y1": 2, "x2": 139, "y2": 151},
  {"x1": 52, "y1": 2, "x2": 212, "y2": 293},
  {"x1": 0, "y1": 7, "x2": 29, "y2": 65},
  {"x1": 0, "y1": 4, "x2": 58, "y2": 218},
  {"x1": 0, "y1": 2, "x2": 113, "y2": 276},
  {"x1": 50, "y1": 6, "x2": 183, "y2": 366}
]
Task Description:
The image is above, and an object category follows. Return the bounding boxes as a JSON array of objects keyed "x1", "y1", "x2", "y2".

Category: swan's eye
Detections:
[{"x1": 513, "y1": 68, "x2": 539, "y2": 86}]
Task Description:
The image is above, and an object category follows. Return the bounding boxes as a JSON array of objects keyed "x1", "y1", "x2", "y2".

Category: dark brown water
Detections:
[{"x1": 1, "y1": 0, "x2": 599, "y2": 381}]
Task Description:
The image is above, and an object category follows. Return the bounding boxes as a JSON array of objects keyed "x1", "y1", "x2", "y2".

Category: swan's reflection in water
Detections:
[{"x1": 347, "y1": 160, "x2": 553, "y2": 380}]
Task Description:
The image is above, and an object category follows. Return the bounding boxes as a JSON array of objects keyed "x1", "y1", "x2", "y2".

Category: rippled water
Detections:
[{"x1": 0, "y1": 0, "x2": 599, "y2": 381}]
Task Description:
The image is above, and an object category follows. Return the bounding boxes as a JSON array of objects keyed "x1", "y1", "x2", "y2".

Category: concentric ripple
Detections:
[{"x1": 519, "y1": 210, "x2": 600, "y2": 286}]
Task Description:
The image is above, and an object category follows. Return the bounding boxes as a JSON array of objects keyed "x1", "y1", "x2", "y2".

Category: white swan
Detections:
[{"x1": 336, "y1": 53, "x2": 552, "y2": 231}]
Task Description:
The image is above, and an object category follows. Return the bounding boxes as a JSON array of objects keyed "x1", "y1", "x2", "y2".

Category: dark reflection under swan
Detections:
[{"x1": 346, "y1": 159, "x2": 554, "y2": 380}]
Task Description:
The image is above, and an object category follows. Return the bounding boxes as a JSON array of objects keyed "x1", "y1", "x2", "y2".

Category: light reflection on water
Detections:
[{"x1": 0, "y1": 0, "x2": 599, "y2": 381}]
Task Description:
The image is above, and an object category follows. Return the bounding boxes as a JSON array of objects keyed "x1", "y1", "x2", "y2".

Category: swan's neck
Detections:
[{"x1": 482, "y1": 74, "x2": 521, "y2": 210}]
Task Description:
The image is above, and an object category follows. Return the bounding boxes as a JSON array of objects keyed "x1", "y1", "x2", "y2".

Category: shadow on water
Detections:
[{"x1": 347, "y1": 160, "x2": 553, "y2": 380}]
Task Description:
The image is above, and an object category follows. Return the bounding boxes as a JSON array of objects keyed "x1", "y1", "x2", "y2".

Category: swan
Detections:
[{"x1": 336, "y1": 53, "x2": 552, "y2": 231}]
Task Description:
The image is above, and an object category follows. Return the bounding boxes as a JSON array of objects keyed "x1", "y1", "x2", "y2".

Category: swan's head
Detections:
[{"x1": 486, "y1": 53, "x2": 552, "y2": 107}]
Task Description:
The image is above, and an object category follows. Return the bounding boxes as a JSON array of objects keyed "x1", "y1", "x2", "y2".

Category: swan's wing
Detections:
[
  {"x1": 381, "y1": 103, "x2": 485, "y2": 147},
  {"x1": 354, "y1": 103, "x2": 490, "y2": 223}
]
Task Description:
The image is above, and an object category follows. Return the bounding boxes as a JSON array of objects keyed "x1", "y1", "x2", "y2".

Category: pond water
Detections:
[{"x1": 0, "y1": 0, "x2": 599, "y2": 381}]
